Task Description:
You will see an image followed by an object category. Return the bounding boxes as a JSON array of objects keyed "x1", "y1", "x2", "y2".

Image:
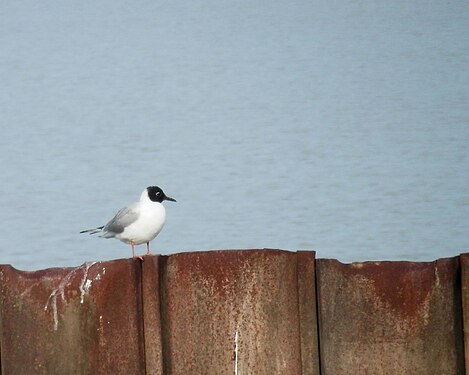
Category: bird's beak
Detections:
[{"x1": 165, "y1": 196, "x2": 177, "y2": 202}]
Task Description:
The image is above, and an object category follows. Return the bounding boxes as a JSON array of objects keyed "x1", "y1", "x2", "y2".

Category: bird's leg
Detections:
[
  {"x1": 146, "y1": 242, "x2": 152, "y2": 256},
  {"x1": 131, "y1": 241, "x2": 144, "y2": 261}
]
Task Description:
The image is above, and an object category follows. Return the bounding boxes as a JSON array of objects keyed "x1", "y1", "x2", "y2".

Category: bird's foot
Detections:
[{"x1": 145, "y1": 242, "x2": 152, "y2": 256}]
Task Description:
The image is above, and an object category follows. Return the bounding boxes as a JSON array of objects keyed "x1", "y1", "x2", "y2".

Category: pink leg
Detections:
[
  {"x1": 146, "y1": 242, "x2": 152, "y2": 256},
  {"x1": 132, "y1": 241, "x2": 144, "y2": 261}
]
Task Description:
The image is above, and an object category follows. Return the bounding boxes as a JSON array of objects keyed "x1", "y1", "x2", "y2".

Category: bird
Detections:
[{"x1": 80, "y1": 186, "x2": 176, "y2": 259}]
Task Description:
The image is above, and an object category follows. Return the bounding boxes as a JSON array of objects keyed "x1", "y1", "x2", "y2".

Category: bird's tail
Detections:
[{"x1": 80, "y1": 226, "x2": 104, "y2": 235}]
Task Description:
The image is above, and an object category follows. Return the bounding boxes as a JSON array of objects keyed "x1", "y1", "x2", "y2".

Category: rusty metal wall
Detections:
[
  {"x1": 461, "y1": 254, "x2": 469, "y2": 375},
  {"x1": 0, "y1": 250, "x2": 467, "y2": 375},
  {"x1": 0, "y1": 259, "x2": 146, "y2": 375},
  {"x1": 159, "y1": 250, "x2": 319, "y2": 375},
  {"x1": 317, "y1": 257, "x2": 465, "y2": 375}
]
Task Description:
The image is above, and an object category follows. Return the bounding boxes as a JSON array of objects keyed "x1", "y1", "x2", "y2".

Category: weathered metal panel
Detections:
[
  {"x1": 4, "y1": 249, "x2": 464, "y2": 374},
  {"x1": 317, "y1": 257, "x2": 465, "y2": 375},
  {"x1": 160, "y1": 249, "x2": 310, "y2": 375},
  {"x1": 0, "y1": 259, "x2": 145, "y2": 375},
  {"x1": 461, "y1": 253, "x2": 469, "y2": 375},
  {"x1": 296, "y1": 251, "x2": 320, "y2": 375},
  {"x1": 141, "y1": 255, "x2": 164, "y2": 374}
]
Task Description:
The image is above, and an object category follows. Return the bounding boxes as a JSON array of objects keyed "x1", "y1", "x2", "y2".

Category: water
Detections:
[{"x1": 0, "y1": 0, "x2": 468, "y2": 270}]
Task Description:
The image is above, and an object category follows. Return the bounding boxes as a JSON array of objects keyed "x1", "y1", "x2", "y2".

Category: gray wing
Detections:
[{"x1": 102, "y1": 204, "x2": 139, "y2": 236}]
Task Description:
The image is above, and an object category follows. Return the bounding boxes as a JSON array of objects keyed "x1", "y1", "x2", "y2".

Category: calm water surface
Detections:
[{"x1": 0, "y1": 0, "x2": 468, "y2": 270}]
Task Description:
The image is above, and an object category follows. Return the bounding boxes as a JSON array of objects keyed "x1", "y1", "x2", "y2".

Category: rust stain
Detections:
[
  {"x1": 317, "y1": 256, "x2": 464, "y2": 375},
  {"x1": 460, "y1": 253, "x2": 469, "y2": 371},
  {"x1": 296, "y1": 251, "x2": 321, "y2": 375},
  {"x1": 1, "y1": 250, "x2": 466, "y2": 375},
  {"x1": 330, "y1": 258, "x2": 458, "y2": 322},
  {"x1": 348, "y1": 261, "x2": 434, "y2": 320},
  {"x1": 160, "y1": 249, "x2": 304, "y2": 374},
  {"x1": 0, "y1": 258, "x2": 145, "y2": 374},
  {"x1": 141, "y1": 255, "x2": 164, "y2": 375},
  {"x1": 164, "y1": 249, "x2": 290, "y2": 299}
]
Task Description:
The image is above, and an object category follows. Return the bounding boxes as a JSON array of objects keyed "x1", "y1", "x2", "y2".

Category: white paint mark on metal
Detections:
[
  {"x1": 44, "y1": 261, "x2": 98, "y2": 331},
  {"x1": 79, "y1": 261, "x2": 98, "y2": 304}
]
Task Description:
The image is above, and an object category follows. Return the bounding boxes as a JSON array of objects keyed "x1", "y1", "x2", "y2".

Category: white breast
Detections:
[{"x1": 116, "y1": 202, "x2": 166, "y2": 245}]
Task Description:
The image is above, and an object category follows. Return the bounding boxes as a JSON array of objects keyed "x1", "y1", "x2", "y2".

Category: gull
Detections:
[{"x1": 80, "y1": 186, "x2": 176, "y2": 258}]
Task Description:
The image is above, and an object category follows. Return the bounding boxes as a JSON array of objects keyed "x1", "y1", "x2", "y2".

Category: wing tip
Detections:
[{"x1": 80, "y1": 226, "x2": 104, "y2": 234}]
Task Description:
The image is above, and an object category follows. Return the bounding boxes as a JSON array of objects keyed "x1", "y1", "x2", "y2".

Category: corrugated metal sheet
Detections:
[
  {"x1": 0, "y1": 249, "x2": 468, "y2": 374},
  {"x1": 159, "y1": 250, "x2": 319, "y2": 374},
  {"x1": 461, "y1": 253, "x2": 469, "y2": 375},
  {"x1": 0, "y1": 259, "x2": 145, "y2": 374},
  {"x1": 141, "y1": 255, "x2": 164, "y2": 374},
  {"x1": 317, "y1": 257, "x2": 464, "y2": 375}
]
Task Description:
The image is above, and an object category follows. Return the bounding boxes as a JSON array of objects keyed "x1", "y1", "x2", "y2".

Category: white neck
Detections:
[{"x1": 140, "y1": 189, "x2": 149, "y2": 202}]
